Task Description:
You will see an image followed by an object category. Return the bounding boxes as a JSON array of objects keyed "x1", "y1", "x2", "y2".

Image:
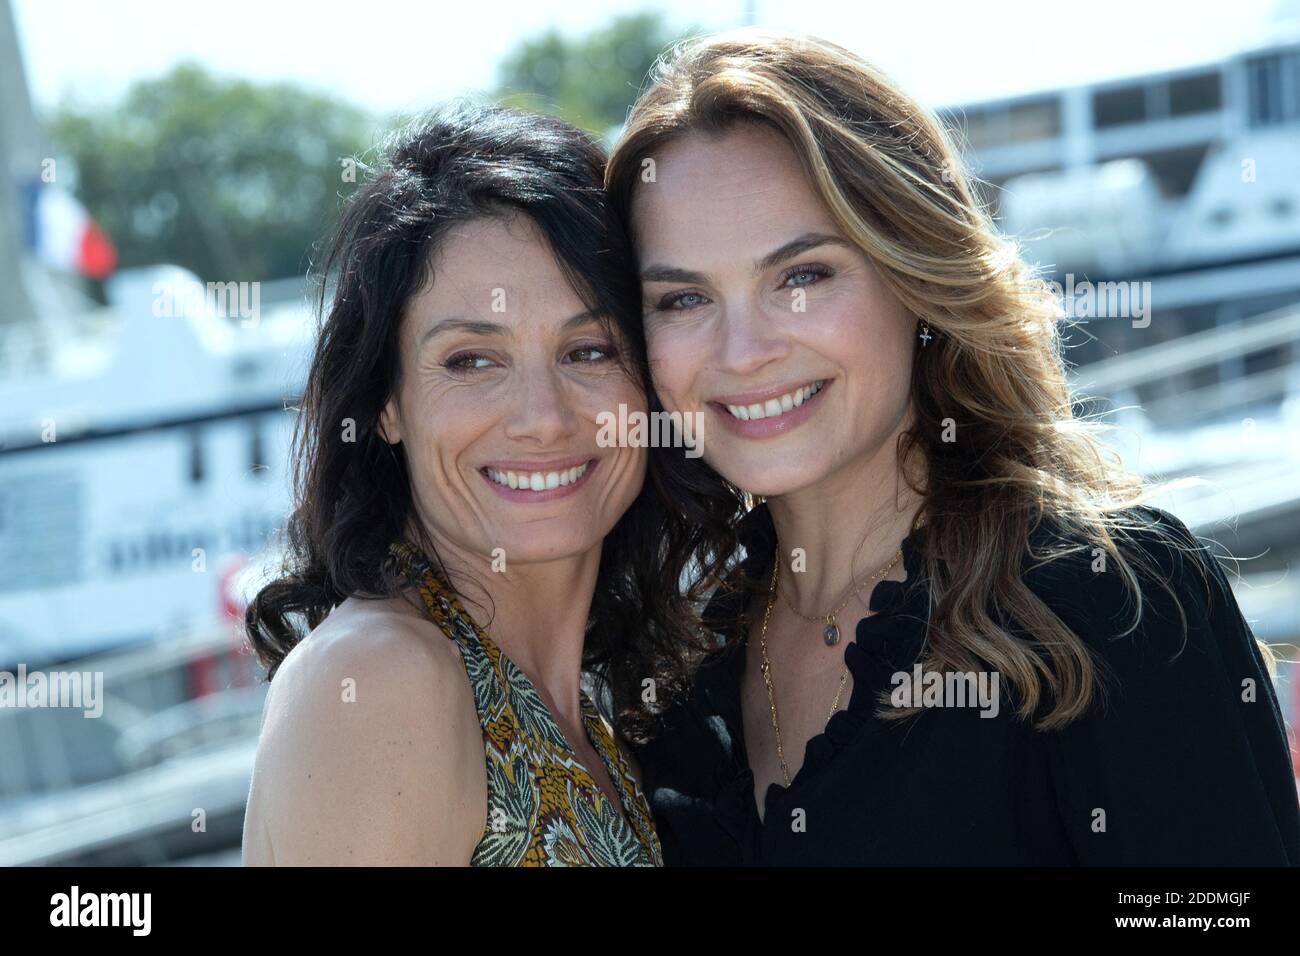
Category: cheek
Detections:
[
  {"x1": 644, "y1": 323, "x2": 701, "y2": 410},
  {"x1": 400, "y1": 385, "x2": 487, "y2": 487},
  {"x1": 595, "y1": 367, "x2": 649, "y2": 415},
  {"x1": 589, "y1": 376, "x2": 649, "y2": 486},
  {"x1": 816, "y1": 277, "x2": 912, "y2": 369}
]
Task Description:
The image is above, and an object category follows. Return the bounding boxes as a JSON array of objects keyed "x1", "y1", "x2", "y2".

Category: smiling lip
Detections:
[
  {"x1": 710, "y1": 379, "x2": 831, "y2": 439},
  {"x1": 479, "y1": 456, "x2": 599, "y2": 503},
  {"x1": 711, "y1": 379, "x2": 825, "y2": 406}
]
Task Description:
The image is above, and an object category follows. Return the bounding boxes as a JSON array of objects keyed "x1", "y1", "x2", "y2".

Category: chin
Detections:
[
  {"x1": 493, "y1": 527, "x2": 605, "y2": 565},
  {"x1": 711, "y1": 458, "x2": 832, "y2": 500}
]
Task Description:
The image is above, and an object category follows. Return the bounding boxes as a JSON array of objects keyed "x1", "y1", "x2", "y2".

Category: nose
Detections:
[
  {"x1": 713, "y1": 302, "x2": 792, "y2": 377},
  {"x1": 502, "y1": 364, "x2": 580, "y2": 446}
]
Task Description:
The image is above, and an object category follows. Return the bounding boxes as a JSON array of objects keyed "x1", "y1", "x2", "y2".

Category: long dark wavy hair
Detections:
[{"x1": 245, "y1": 101, "x2": 710, "y2": 743}]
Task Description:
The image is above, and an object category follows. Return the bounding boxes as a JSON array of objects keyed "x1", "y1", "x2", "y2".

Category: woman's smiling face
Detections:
[
  {"x1": 380, "y1": 211, "x2": 647, "y2": 566},
  {"x1": 631, "y1": 121, "x2": 917, "y2": 498}
]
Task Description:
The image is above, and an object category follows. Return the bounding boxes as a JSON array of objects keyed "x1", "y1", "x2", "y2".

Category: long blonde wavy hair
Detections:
[{"x1": 605, "y1": 27, "x2": 1273, "y2": 732}]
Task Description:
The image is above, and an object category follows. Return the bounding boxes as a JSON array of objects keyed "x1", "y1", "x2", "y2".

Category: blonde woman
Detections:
[{"x1": 602, "y1": 29, "x2": 1300, "y2": 865}]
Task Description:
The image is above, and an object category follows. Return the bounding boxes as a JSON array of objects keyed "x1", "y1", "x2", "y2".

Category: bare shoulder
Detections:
[{"x1": 242, "y1": 595, "x2": 486, "y2": 865}]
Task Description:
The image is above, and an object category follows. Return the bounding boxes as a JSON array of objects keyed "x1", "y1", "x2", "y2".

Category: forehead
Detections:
[
  {"x1": 408, "y1": 212, "x2": 586, "y2": 326},
  {"x1": 630, "y1": 123, "x2": 839, "y2": 259}
]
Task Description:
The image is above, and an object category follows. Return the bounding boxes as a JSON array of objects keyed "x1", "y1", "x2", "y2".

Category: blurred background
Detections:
[{"x1": 1, "y1": 0, "x2": 1297, "y2": 865}]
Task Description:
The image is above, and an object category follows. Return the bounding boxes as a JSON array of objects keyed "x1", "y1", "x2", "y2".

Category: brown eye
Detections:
[
  {"x1": 565, "y1": 343, "x2": 615, "y2": 363},
  {"x1": 444, "y1": 352, "x2": 496, "y2": 373}
]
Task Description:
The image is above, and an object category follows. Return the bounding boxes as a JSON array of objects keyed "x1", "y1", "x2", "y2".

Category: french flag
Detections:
[{"x1": 21, "y1": 180, "x2": 117, "y2": 279}]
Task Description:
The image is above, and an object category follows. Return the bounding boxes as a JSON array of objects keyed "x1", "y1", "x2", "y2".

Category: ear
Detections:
[{"x1": 378, "y1": 396, "x2": 401, "y2": 445}]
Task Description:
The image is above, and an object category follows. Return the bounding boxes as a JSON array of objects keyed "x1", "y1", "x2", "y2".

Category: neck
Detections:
[
  {"x1": 765, "y1": 418, "x2": 925, "y2": 617},
  {"x1": 412, "y1": 517, "x2": 600, "y2": 730}
]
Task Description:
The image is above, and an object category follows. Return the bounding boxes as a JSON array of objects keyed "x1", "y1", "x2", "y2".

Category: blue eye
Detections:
[
  {"x1": 781, "y1": 264, "x2": 833, "y2": 288},
  {"x1": 657, "y1": 290, "x2": 710, "y2": 312}
]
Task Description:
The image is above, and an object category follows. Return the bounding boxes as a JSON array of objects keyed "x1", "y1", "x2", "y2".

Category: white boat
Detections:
[{"x1": 1, "y1": 6, "x2": 1297, "y2": 863}]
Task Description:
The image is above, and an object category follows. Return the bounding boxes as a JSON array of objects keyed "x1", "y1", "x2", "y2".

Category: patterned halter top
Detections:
[{"x1": 387, "y1": 541, "x2": 663, "y2": 867}]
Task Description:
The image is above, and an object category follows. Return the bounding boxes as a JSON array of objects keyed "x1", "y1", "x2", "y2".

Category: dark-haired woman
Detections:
[
  {"x1": 241, "y1": 103, "x2": 670, "y2": 866},
  {"x1": 602, "y1": 30, "x2": 1300, "y2": 865}
]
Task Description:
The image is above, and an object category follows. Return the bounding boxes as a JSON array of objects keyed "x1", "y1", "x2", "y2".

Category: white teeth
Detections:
[
  {"x1": 724, "y1": 381, "x2": 824, "y2": 421},
  {"x1": 485, "y1": 462, "x2": 590, "y2": 492}
]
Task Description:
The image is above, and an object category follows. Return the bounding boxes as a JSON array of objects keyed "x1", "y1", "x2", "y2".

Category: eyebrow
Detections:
[
  {"x1": 419, "y1": 309, "x2": 600, "y2": 345},
  {"x1": 640, "y1": 232, "x2": 855, "y2": 284}
]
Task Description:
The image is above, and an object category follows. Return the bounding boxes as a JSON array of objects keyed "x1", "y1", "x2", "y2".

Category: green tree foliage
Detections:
[
  {"x1": 45, "y1": 14, "x2": 693, "y2": 285},
  {"x1": 49, "y1": 63, "x2": 373, "y2": 283},
  {"x1": 495, "y1": 11, "x2": 695, "y2": 140}
]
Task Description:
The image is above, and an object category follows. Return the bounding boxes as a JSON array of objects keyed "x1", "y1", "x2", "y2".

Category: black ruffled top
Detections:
[{"x1": 631, "y1": 501, "x2": 1300, "y2": 865}]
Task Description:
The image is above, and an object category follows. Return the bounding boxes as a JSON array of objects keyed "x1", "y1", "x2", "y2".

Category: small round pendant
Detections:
[{"x1": 823, "y1": 622, "x2": 840, "y2": 645}]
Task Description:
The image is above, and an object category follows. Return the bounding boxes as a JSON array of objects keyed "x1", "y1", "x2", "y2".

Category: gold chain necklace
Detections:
[
  {"x1": 757, "y1": 544, "x2": 903, "y2": 788},
  {"x1": 778, "y1": 546, "x2": 903, "y2": 645}
]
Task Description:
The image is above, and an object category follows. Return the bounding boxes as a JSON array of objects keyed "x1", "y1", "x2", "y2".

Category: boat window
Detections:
[
  {"x1": 1169, "y1": 71, "x2": 1222, "y2": 116},
  {"x1": 188, "y1": 430, "x2": 204, "y2": 484},
  {"x1": 1094, "y1": 84, "x2": 1146, "y2": 128}
]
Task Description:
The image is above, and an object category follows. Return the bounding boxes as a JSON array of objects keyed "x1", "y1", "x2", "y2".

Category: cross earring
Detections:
[{"x1": 919, "y1": 322, "x2": 933, "y2": 345}]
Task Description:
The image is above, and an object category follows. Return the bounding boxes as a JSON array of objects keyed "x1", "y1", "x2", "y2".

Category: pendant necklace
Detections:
[
  {"x1": 776, "y1": 545, "x2": 903, "y2": 645},
  {"x1": 758, "y1": 543, "x2": 904, "y2": 787}
]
